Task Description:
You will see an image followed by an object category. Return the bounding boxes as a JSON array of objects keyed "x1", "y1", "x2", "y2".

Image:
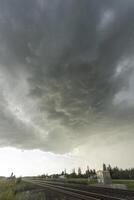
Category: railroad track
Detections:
[
  {"x1": 32, "y1": 179, "x2": 134, "y2": 200},
  {"x1": 23, "y1": 178, "x2": 99, "y2": 200},
  {"x1": 23, "y1": 178, "x2": 133, "y2": 200}
]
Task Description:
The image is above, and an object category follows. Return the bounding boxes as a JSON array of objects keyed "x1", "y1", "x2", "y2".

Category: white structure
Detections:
[
  {"x1": 97, "y1": 170, "x2": 112, "y2": 184},
  {"x1": 59, "y1": 175, "x2": 66, "y2": 179}
]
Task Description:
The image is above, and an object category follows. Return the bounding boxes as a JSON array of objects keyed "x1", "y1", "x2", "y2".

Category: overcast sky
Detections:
[{"x1": 0, "y1": 0, "x2": 134, "y2": 176}]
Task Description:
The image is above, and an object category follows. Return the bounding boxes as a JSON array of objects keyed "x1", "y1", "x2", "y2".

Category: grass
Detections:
[
  {"x1": 49, "y1": 177, "x2": 97, "y2": 185},
  {"x1": 64, "y1": 178, "x2": 134, "y2": 190},
  {"x1": 0, "y1": 179, "x2": 16, "y2": 200},
  {"x1": 50, "y1": 178, "x2": 134, "y2": 190},
  {"x1": 0, "y1": 190, "x2": 15, "y2": 200},
  {"x1": 0, "y1": 178, "x2": 46, "y2": 200},
  {"x1": 0, "y1": 178, "x2": 34, "y2": 200},
  {"x1": 64, "y1": 178, "x2": 97, "y2": 185}
]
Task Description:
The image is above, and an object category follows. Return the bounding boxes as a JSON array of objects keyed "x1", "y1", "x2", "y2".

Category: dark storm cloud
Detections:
[{"x1": 0, "y1": 0, "x2": 134, "y2": 153}]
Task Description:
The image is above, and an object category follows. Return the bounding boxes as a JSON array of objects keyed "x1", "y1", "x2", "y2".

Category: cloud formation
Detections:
[{"x1": 0, "y1": 0, "x2": 134, "y2": 154}]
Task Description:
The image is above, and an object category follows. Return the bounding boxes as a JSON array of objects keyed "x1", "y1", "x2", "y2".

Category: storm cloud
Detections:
[{"x1": 0, "y1": 0, "x2": 134, "y2": 154}]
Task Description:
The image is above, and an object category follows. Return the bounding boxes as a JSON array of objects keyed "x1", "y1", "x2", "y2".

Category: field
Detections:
[
  {"x1": 51, "y1": 178, "x2": 134, "y2": 190},
  {"x1": 0, "y1": 178, "x2": 44, "y2": 200},
  {"x1": 55, "y1": 177, "x2": 97, "y2": 185},
  {"x1": 0, "y1": 178, "x2": 17, "y2": 200}
]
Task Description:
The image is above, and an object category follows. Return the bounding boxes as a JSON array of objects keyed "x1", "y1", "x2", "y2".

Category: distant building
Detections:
[
  {"x1": 96, "y1": 170, "x2": 112, "y2": 184},
  {"x1": 59, "y1": 175, "x2": 66, "y2": 179}
]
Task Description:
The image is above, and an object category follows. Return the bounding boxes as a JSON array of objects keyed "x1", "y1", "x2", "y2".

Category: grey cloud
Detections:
[{"x1": 0, "y1": 0, "x2": 134, "y2": 153}]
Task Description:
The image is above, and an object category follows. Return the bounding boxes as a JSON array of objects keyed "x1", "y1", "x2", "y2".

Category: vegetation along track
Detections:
[{"x1": 23, "y1": 178, "x2": 134, "y2": 200}]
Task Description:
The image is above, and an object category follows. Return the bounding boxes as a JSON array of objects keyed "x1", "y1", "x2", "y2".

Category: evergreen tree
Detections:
[
  {"x1": 78, "y1": 167, "x2": 82, "y2": 177},
  {"x1": 85, "y1": 165, "x2": 90, "y2": 177},
  {"x1": 103, "y1": 163, "x2": 107, "y2": 171}
]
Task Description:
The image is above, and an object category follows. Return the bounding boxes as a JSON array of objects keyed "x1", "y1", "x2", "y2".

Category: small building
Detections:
[
  {"x1": 96, "y1": 170, "x2": 112, "y2": 184},
  {"x1": 59, "y1": 175, "x2": 66, "y2": 179}
]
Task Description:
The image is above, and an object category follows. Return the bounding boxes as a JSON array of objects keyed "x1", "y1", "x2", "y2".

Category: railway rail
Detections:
[
  {"x1": 23, "y1": 178, "x2": 134, "y2": 200},
  {"x1": 33, "y1": 179, "x2": 134, "y2": 200}
]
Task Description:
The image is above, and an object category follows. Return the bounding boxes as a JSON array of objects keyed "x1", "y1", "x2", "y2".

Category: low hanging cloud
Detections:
[{"x1": 0, "y1": 0, "x2": 134, "y2": 154}]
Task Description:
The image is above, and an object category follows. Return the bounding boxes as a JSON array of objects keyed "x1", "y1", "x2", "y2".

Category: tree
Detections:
[
  {"x1": 61, "y1": 171, "x2": 64, "y2": 175},
  {"x1": 85, "y1": 165, "x2": 90, "y2": 177},
  {"x1": 78, "y1": 167, "x2": 82, "y2": 177},
  {"x1": 103, "y1": 163, "x2": 107, "y2": 171},
  {"x1": 70, "y1": 168, "x2": 76, "y2": 178},
  {"x1": 107, "y1": 164, "x2": 112, "y2": 176}
]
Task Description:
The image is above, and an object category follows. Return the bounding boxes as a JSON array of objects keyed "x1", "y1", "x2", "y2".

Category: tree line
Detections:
[
  {"x1": 40, "y1": 164, "x2": 134, "y2": 180},
  {"x1": 107, "y1": 165, "x2": 134, "y2": 179}
]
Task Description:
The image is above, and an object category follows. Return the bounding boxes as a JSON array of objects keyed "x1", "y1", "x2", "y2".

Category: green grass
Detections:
[
  {"x1": 50, "y1": 178, "x2": 134, "y2": 190},
  {"x1": 0, "y1": 178, "x2": 33, "y2": 200},
  {"x1": 0, "y1": 190, "x2": 15, "y2": 200},
  {"x1": 49, "y1": 177, "x2": 97, "y2": 185},
  {"x1": 65, "y1": 178, "x2": 97, "y2": 185},
  {"x1": 66, "y1": 178, "x2": 134, "y2": 190},
  {"x1": 0, "y1": 178, "x2": 45, "y2": 200},
  {"x1": 0, "y1": 179, "x2": 16, "y2": 200}
]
